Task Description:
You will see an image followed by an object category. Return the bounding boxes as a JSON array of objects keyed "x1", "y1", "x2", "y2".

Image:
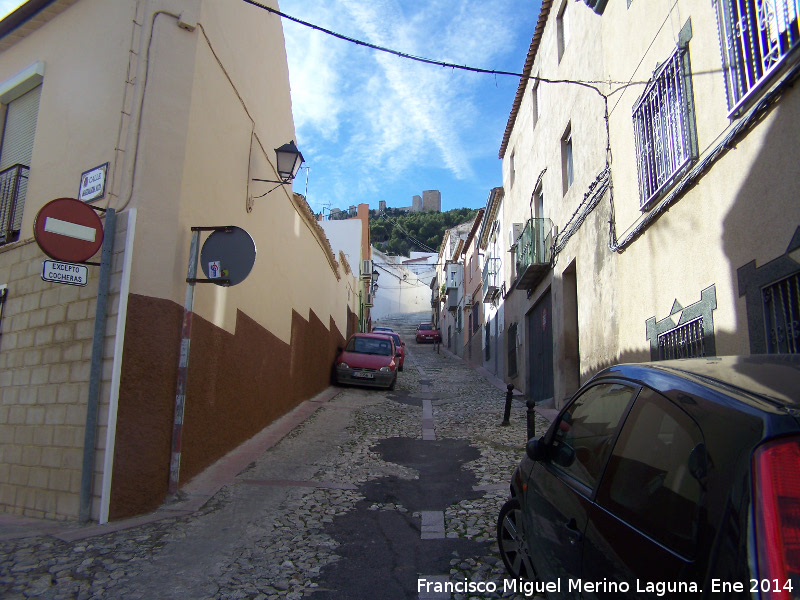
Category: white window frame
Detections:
[
  {"x1": 632, "y1": 45, "x2": 697, "y2": 209},
  {"x1": 532, "y1": 79, "x2": 540, "y2": 130},
  {"x1": 715, "y1": 0, "x2": 800, "y2": 116}
]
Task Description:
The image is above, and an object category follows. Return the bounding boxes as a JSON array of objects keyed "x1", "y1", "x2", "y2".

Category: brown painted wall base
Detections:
[{"x1": 109, "y1": 294, "x2": 345, "y2": 520}]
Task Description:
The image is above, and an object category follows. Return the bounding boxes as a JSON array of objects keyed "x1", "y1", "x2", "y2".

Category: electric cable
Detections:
[{"x1": 241, "y1": 0, "x2": 647, "y2": 96}]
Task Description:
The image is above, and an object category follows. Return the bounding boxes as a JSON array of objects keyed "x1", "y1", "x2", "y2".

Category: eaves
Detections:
[
  {"x1": 478, "y1": 187, "x2": 504, "y2": 250},
  {"x1": 499, "y1": 0, "x2": 553, "y2": 159},
  {"x1": 0, "y1": 0, "x2": 79, "y2": 53},
  {"x1": 462, "y1": 209, "x2": 484, "y2": 257}
]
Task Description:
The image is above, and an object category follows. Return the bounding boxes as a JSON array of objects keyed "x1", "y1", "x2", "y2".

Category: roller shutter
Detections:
[{"x1": 0, "y1": 84, "x2": 40, "y2": 235}]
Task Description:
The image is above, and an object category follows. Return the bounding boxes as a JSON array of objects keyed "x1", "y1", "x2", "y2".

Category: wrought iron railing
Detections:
[
  {"x1": 633, "y1": 46, "x2": 694, "y2": 208},
  {"x1": 764, "y1": 271, "x2": 800, "y2": 353},
  {"x1": 482, "y1": 257, "x2": 501, "y2": 301},
  {"x1": 717, "y1": 0, "x2": 800, "y2": 113},
  {"x1": 0, "y1": 164, "x2": 29, "y2": 244},
  {"x1": 515, "y1": 218, "x2": 554, "y2": 277},
  {"x1": 658, "y1": 317, "x2": 705, "y2": 360}
]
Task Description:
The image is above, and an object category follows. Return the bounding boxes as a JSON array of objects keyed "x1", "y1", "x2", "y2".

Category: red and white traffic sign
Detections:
[{"x1": 33, "y1": 198, "x2": 104, "y2": 263}]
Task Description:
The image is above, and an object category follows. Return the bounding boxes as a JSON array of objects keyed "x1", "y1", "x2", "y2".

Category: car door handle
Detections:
[{"x1": 564, "y1": 518, "x2": 583, "y2": 544}]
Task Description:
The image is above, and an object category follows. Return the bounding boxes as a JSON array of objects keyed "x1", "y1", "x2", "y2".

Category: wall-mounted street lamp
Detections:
[{"x1": 252, "y1": 140, "x2": 305, "y2": 195}]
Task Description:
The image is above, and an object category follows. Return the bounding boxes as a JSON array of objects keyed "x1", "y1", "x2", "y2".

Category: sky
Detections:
[
  {"x1": 278, "y1": 0, "x2": 540, "y2": 214},
  {"x1": 0, "y1": 0, "x2": 541, "y2": 215},
  {"x1": 0, "y1": 1, "x2": 22, "y2": 19}
]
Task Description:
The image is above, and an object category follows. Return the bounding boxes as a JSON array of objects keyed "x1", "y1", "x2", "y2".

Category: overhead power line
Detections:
[
  {"x1": 241, "y1": 0, "x2": 641, "y2": 95},
  {"x1": 377, "y1": 213, "x2": 439, "y2": 254}
]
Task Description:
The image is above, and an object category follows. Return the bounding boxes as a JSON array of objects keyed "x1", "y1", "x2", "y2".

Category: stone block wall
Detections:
[{"x1": 0, "y1": 211, "x2": 129, "y2": 520}]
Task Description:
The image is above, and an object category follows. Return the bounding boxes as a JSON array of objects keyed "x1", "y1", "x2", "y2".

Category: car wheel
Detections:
[
  {"x1": 497, "y1": 497, "x2": 535, "y2": 581},
  {"x1": 388, "y1": 375, "x2": 396, "y2": 391},
  {"x1": 399, "y1": 363, "x2": 404, "y2": 372}
]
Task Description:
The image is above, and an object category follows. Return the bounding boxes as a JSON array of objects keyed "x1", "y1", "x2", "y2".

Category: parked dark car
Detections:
[
  {"x1": 334, "y1": 333, "x2": 397, "y2": 390},
  {"x1": 498, "y1": 356, "x2": 800, "y2": 599},
  {"x1": 416, "y1": 322, "x2": 441, "y2": 344}
]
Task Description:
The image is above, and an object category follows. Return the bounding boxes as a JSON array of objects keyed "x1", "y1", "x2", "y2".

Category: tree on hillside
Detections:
[{"x1": 370, "y1": 208, "x2": 478, "y2": 255}]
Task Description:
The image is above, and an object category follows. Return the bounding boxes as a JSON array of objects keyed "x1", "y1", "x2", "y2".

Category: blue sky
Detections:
[
  {"x1": 0, "y1": 1, "x2": 22, "y2": 19},
  {"x1": 0, "y1": 0, "x2": 540, "y2": 214},
  {"x1": 279, "y1": 0, "x2": 540, "y2": 214}
]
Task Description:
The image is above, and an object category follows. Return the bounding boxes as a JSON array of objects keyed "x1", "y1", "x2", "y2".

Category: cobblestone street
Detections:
[{"x1": 1, "y1": 314, "x2": 550, "y2": 600}]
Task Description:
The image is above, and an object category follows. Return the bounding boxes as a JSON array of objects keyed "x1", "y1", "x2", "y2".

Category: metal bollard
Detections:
[
  {"x1": 526, "y1": 398, "x2": 536, "y2": 440},
  {"x1": 501, "y1": 383, "x2": 514, "y2": 426}
]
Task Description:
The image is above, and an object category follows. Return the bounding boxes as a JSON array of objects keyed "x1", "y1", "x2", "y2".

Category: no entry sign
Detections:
[{"x1": 34, "y1": 198, "x2": 104, "y2": 263}]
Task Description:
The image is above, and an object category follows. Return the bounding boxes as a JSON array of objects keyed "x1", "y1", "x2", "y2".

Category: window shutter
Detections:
[{"x1": 0, "y1": 84, "x2": 41, "y2": 231}]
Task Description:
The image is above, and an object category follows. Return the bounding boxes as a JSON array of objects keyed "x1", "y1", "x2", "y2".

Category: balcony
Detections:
[
  {"x1": 482, "y1": 257, "x2": 501, "y2": 303},
  {"x1": 447, "y1": 293, "x2": 459, "y2": 312},
  {"x1": 445, "y1": 263, "x2": 463, "y2": 292},
  {"x1": 514, "y1": 218, "x2": 555, "y2": 290},
  {"x1": 0, "y1": 164, "x2": 29, "y2": 244}
]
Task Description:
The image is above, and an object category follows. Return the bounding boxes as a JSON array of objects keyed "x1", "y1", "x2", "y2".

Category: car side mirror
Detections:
[
  {"x1": 552, "y1": 443, "x2": 576, "y2": 468},
  {"x1": 526, "y1": 438, "x2": 548, "y2": 462},
  {"x1": 395, "y1": 351, "x2": 401, "y2": 357},
  {"x1": 336, "y1": 347, "x2": 343, "y2": 354}
]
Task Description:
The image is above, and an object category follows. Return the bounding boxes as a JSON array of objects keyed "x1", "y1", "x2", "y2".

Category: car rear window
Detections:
[
  {"x1": 419, "y1": 324, "x2": 432, "y2": 330},
  {"x1": 347, "y1": 337, "x2": 393, "y2": 356}
]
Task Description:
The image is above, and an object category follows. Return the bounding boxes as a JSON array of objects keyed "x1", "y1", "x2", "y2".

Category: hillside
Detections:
[{"x1": 369, "y1": 208, "x2": 479, "y2": 256}]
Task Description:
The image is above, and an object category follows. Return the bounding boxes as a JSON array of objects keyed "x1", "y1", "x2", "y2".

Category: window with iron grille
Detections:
[
  {"x1": 0, "y1": 84, "x2": 41, "y2": 244},
  {"x1": 715, "y1": 0, "x2": 800, "y2": 115},
  {"x1": 763, "y1": 271, "x2": 800, "y2": 353},
  {"x1": 633, "y1": 46, "x2": 696, "y2": 209},
  {"x1": 658, "y1": 317, "x2": 705, "y2": 360}
]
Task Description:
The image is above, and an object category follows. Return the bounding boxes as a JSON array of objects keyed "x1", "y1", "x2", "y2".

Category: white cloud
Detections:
[{"x1": 280, "y1": 0, "x2": 531, "y2": 209}]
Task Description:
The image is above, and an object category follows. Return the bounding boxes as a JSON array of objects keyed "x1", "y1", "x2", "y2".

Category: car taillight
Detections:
[{"x1": 753, "y1": 436, "x2": 800, "y2": 599}]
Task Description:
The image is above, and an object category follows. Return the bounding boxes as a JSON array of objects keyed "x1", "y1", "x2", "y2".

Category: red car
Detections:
[
  {"x1": 415, "y1": 323, "x2": 441, "y2": 344},
  {"x1": 334, "y1": 333, "x2": 398, "y2": 390},
  {"x1": 379, "y1": 332, "x2": 405, "y2": 371}
]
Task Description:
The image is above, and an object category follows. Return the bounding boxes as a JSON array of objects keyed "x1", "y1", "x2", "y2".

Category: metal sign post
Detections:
[
  {"x1": 78, "y1": 208, "x2": 114, "y2": 522},
  {"x1": 168, "y1": 228, "x2": 200, "y2": 496},
  {"x1": 168, "y1": 226, "x2": 255, "y2": 496}
]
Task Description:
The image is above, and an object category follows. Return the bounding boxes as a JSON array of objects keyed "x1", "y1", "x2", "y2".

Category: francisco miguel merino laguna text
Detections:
[{"x1": 417, "y1": 577, "x2": 700, "y2": 597}]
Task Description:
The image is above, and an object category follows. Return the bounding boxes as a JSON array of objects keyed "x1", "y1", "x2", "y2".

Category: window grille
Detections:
[
  {"x1": 633, "y1": 46, "x2": 696, "y2": 208},
  {"x1": 715, "y1": 0, "x2": 800, "y2": 113},
  {"x1": 763, "y1": 271, "x2": 800, "y2": 353},
  {"x1": 658, "y1": 317, "x2": 705, "y2": 360},
  {"x1": 0, "y1": 164, "x2": 29, "y2": 244}
]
